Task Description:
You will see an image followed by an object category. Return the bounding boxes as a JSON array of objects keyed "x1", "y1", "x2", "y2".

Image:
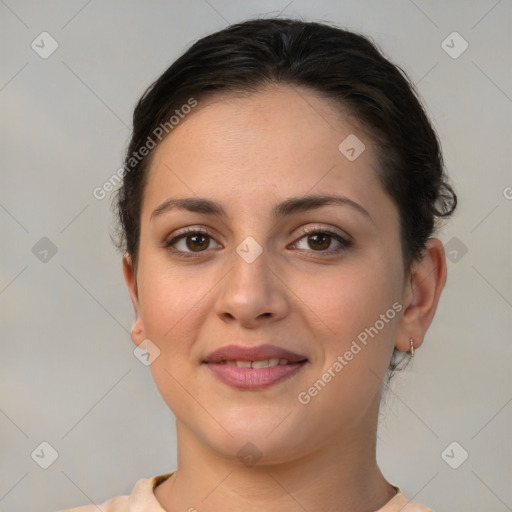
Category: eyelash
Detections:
[{"x1": 164, "y1": 226, "x2": 352, "y2": 259}]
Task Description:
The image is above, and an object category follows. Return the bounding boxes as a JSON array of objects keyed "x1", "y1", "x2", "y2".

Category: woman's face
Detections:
[{"x1": 125, "y1": 86, "x2": 410, "y2": 463}]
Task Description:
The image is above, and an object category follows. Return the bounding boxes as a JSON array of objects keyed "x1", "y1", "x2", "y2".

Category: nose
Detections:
[{"x1": 213, "y1": 242, "x2": 289, "y2": 329}]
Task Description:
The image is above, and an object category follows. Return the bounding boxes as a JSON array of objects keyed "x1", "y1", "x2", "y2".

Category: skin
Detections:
[{"x1": 123, "y1": 85, "x2": 447, "y2": 512}]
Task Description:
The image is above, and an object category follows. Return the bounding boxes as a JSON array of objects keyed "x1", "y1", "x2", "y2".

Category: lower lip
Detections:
[{"x1": 205, "y1": 362, "x2": 306, "y2": 390}]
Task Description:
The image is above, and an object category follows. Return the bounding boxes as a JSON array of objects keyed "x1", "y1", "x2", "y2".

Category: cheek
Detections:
[
  {"x1": 290, "y1": 253, "x2": 404, "y2": 407},
  {"x1": 136, "y1": 260, "x2": 211, "y2": 417},
  {"x1": 292, "y1": 258, "x2": 402, "y2": 340},
  {"x1": 138, "y1": 238, "x2": 195, "y2": 307},
  {"x1": 140, "y1": 275, "x2": 204, "y2": 339},
  {"x1": 289, "y1": 260, "x2": 402, "y2": 427},
  {"x1": 135, "y1": 250, "x2": 207, "y2": 349}
]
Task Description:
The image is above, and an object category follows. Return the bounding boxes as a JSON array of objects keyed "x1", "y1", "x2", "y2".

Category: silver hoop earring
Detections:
[{"x1": 409, "y1": 338, "x2": 415, "y2": 357}]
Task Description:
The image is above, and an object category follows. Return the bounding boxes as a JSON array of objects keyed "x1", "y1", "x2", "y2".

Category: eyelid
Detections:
[
  {"x1": 164, "y1": 226, "x2": 221, "y2": 249},
  {"x1": 294, "y1": 224, "x2": 352, "y2": 242}
]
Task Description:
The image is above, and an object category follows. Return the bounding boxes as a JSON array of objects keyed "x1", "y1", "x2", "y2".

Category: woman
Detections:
[{"x1": 65, "y1": 17, "x2": 456, "y2": 512}]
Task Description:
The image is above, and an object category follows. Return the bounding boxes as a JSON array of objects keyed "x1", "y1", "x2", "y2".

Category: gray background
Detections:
[{"x1": 1, "y1": 1, "x2": 511, "y2": 511}]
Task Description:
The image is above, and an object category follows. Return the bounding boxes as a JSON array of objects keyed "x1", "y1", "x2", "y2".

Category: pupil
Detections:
[
  {"x1": 187, "y1": 234, "x2": 208, "y2": 251},
  {"x1": 310, "y1": 233, "x2": 330, "y2": 250}
]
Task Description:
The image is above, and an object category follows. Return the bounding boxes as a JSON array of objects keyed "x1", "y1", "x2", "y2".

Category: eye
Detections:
[
  {"x1": 165, "y1": 228, "x2": 221, "y2": 257},
  {"x1": 165, "y1": 226, "x2": 352, "y2": 258},
  {"x1": 291, "y1": 228, "x2": 352, "y2": 255}
]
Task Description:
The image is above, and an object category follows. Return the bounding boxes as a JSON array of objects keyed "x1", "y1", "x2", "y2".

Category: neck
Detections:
[{"x1": 154, "y1": 411, "x2": 396, "y2": 512}]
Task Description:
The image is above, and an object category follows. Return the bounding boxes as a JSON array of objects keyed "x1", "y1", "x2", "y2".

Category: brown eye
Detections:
[
  {"x1": 165, "y1": 229, "x2": 221, "y2": 257},
  {"x1": 185, "y1": 233, "x2": 210, "y2": 251},
  {"x1": 293, "y1": 229, "x2": 352, "y2": 255},
  {"x1": 307, "y1": 232, "x2": 332, "y2": 251}
]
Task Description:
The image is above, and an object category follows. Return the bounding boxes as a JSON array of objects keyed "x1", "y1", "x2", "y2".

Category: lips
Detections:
[
  {"x1": 203, "y1": 344, "x2": 308, "y2": 390},
  {"x1": 203, "y1": 344, "x2": 307, "y2": 364}
]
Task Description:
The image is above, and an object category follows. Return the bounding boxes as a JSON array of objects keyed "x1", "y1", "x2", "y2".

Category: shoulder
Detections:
[
  {"x1": 376, "y1": 489, "x2": 434, "y2": 512},
  {"x1": 59, "y1": 495, "x2": 128, "y2": 512},
  {"x1": 58, "y1": 473, "x2": 173, "y2": 512}
]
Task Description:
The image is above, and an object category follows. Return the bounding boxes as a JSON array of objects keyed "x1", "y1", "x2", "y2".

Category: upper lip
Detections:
[{"x1": 203, "y1": 344, "x2": 307, "y2": 363}]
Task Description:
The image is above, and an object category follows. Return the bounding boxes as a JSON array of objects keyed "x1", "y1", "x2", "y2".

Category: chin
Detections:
[
  {"x1": 207, "y1": 431, "x2": 309, "y2": 468},
  {"x1": 199, "y1": 411, "x2": 313, "y2": 463}
]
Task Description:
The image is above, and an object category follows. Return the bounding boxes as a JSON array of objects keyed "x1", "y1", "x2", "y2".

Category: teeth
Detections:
[
  {"x1": 227, "y1": 359, "x2": 290, "y2": 368},
  {"x1": 251, "y1": 360, "x2": 269, "y2": 369}
]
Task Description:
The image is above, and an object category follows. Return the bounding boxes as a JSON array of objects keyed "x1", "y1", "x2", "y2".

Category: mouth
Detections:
[{"x1": 203, "y1": 344, "x2": 308, "y2": 390}]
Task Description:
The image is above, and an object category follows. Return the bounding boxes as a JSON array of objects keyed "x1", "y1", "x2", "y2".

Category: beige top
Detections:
[{"x1": 61, "y1": 473, "x2": 433, "y2": 511}]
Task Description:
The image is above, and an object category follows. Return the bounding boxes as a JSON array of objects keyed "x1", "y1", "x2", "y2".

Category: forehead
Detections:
[
  {"x1": 156, "y1": 86, "x2": 360, "y2": 164},
  {"x1": 141, "y1": 85, "x2": 395, "y2": 223}
]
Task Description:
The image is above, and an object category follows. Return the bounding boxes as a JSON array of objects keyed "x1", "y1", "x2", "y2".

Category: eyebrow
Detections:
[{"x1": 150, "y1": 194, "x2": 373, "y2": 223}]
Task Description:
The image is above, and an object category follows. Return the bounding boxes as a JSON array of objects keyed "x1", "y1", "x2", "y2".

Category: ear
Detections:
[
  {"x1": 122, "y1": 253, "x2": 145, "y2": 346},
  {"x1": 396, "y1": 238, "x2": 447, "y2": 353}
]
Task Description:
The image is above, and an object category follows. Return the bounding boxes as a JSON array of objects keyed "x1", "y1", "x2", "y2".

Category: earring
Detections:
[{"x1": 409, "y1": 338, "x2": 415, "y2": 357}]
